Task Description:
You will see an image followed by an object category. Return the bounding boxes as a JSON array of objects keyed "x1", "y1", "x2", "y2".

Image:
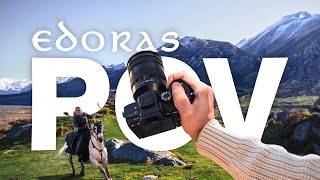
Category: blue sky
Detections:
[{"x1": 0, "y1": 0, "x2": 319, "y2": 80}]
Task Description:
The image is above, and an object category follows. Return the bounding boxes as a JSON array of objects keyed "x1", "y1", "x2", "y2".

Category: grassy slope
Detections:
[
  {"x1": 239, "y1": 95, "x2": 318, "y2": 113},
  {"x1": 2, "y1": 95, "x2": 316, "y2": 179},
  {"x1": 271, "y1": 96, "x2": 319, "y2": 113},
  {"x1": 0, "y1": 113, "x2": 231, "y2": 179}
]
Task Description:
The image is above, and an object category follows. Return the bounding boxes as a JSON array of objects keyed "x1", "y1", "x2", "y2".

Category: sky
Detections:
[{"x1": 0, "y1": 0, "x2": 319, "y2": 80}]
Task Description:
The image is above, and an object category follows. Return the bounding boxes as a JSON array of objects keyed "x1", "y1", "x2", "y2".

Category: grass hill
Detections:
[{"x1": 0, "y1": 112, "x2": 231, "y2": 179}]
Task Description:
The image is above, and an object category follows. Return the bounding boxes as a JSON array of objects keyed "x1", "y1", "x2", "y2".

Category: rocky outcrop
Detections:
[
  {"x1": 105, "y1": 139, "x2": 186, "y2": 166},
  {"x1": 312, "y1": 126, "x2": 320, "y2": 141},
  {"x1": 275, "y1": 110, "x2": 291, "y2": 122},
  {"x1": 263, "y1": 106, "x2": 320, "y2": 155},
  {"x1": 293, "y1": 122, "x2": 311, "y2": 143},
  {"x1": 313, "y1": 144, "x2": 320, "y2": 155},
  {"x1": 312, "y1": 105, "x2": 320, "y2": 113},
  {"x1": 143, "y1": 175, "x2": 158, "y2": 179}
]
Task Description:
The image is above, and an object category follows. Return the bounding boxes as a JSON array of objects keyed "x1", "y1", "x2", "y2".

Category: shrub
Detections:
[
  {"x1": 301, "y1": 109, "x2": 312, "y2": 117},
  {"x1": 57, "y1": 125, "x2": 68, "y2": 136},
  {"x1": 1, "y1": 127, "x2": 9, "y2": 134},
  {"x1": 312, "y1": 105, "x2": 320, "y2": 113},
  {"x1": 262, "y1": 122, "x2": 285, "y2": 146},
  {"x1": 282, "y1": 109, "x2": 307, "y2": 129}
]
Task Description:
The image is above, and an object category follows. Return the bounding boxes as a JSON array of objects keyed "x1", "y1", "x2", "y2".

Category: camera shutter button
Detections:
[{"x1": 161, "y1": 91, "x2": 172, "y2": 101}]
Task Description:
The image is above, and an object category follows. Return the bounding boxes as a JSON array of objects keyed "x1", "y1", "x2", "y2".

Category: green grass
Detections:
[
  {"x1": 0, "y1": 113, "x2": 231, "y2": 179},
  {"x1": 1, "y1": 96, "x2": 317, "y2": 179},
  {"x1": 271, "y1": 96, "x2": 319, "y2": 113},
  {"x1": 238, "y1": 95, "x2": 319, "y2": 114}
]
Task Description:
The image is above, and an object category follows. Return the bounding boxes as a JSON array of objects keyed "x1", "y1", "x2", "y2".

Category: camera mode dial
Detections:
[{"x1": 161, "y1": 91, "x2": 172, "y2": 101}]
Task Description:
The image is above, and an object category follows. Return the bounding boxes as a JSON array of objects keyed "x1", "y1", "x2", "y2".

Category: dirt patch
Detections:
[{"x1": 0, "y1": 105, "x2": 31, "y2": 129}]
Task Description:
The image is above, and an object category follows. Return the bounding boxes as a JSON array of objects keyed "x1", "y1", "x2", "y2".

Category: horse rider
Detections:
[{"x1": 64, "y1": 106, "x2": 92, "y2": 162}]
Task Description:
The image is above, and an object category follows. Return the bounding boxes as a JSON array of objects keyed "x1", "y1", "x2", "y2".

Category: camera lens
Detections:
[{"x1": 127, "y1": 51, "x2": 167, "y2": 100}]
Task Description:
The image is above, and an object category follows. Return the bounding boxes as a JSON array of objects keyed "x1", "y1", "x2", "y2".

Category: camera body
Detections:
[{"x1": 123, "y1": 51, "x2": 195, "y2": 138}]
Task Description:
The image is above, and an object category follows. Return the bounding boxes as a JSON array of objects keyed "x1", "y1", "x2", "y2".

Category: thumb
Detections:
[{"x1": 171, "y1": 82, "x2": 191, "y2": 114}]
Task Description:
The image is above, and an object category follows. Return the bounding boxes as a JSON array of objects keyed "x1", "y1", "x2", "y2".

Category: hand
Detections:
[{"x1": 167, "y1": 71, "x2": 215, "y2": 140}]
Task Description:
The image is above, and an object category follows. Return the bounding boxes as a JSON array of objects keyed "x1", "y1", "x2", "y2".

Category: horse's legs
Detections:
[
  {"x1": 91, "y1": 158, "x2": 108, "y2": 180},
  {"x1": 102, "y1": 158, "x2": 112, "y2": 180},
  {"x1": 80, "y1": 161, "x2": 85, "y2": 176},
  {"x1": 68, "y1": 154, "x2": 75, "y2": 175}
]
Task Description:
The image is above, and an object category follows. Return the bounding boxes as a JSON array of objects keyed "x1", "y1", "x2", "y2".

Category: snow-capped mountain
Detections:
[
  {"x1": 2, "y1": 11, "x2": 320, "y2": 105},
  {"x1": 0, "y1": 63, "x2": 127, "y2": 105},
  {"x1": 0, "y1": 78, "x2": 32, "y2": 95},
  {"x1": 237, "y1": 11, "x2": 320, "y2": 57},
  {"x1": 57, "y1": 64, "x2": 127, "y2": 98},
  {"x1": 0, "y1": 77, "x2": 76, "y2": 95},
  {"x1": 236, "y1": 38, "x2": 251, "y2": 48},
  {"x1": 237, "y1": 11, "x2": 320, "y2": 97},
  {"x1": 105, "y1": 63, "x2": 126, "y2": 71},
  {"x1": 103, "y1": 63, "x2": 127, "y2": 90},
  {"x1": 159, "y1": 36, "x2": 261, "y2": 94},
  {"x1": 160, "y1": 12, "x2": 320, "y2": 97},
  {"x1": 56, "y1": 77, "x2": 76, "y2": 84}
]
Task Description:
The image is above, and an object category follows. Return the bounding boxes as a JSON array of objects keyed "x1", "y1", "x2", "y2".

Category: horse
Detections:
[{"x1": 59, "y1": 118, "x2": 112, "y2": 180}]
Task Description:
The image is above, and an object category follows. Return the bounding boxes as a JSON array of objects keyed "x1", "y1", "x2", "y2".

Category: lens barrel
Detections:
[{"x1": 127, "y1": 51, "x2": 167, "y2": 100}]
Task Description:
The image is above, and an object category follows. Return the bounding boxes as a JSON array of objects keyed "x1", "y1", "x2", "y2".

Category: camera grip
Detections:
[{"x1": 169, "y1": 80, "x2": 195, "y2": 103}]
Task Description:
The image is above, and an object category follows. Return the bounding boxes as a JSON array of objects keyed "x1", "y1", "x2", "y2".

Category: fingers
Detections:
[
  {"x1": 167, "y1": 71, "x2": 201, "y2": 89},
  {"x1": 171, "y1": 82, "x2": 192, "y2": 114}
]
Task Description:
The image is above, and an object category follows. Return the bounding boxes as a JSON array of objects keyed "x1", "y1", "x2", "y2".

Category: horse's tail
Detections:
[{"x1": 58, "y1": 142, "x2": 68, "y2": 157}]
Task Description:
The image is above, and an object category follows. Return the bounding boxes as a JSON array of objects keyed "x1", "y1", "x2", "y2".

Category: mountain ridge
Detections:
[
  {"x1": 236, "y1": 11, "x2": 320, "y2": 96},
  {"x1": 1, "y1": 11, "x2": 320, "y2": 105}
]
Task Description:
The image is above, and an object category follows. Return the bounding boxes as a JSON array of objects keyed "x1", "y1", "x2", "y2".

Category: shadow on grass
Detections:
[
  {"x1": 0, "y1": 136, "x2": 31, "y2": 150},
  {"x1": 37, "y1": 173, "x2": 84, "y2": 180}
]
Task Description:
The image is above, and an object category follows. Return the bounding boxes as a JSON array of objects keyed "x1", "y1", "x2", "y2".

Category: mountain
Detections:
[
  {"x1": 0, "y1": 90, "x2": 32, "y2": 106},
  {"x1": 0, "y1": 78, "x2": 31, "y2": 95},
  {"x1": 236, "y1": 38, "x2": 251, "y2": 48},
  {"x1": 159, "y1": 36, "x2": 261, "y2": 95},
  {"x1": 0, "y1": 63, "x2": 127, "y2": 105},
  {"x1": 162, "y1": 12, "x2": 320, "y2": 98},
  {"x1": 56, "y1": 78, "x2": 87, "y2": 97},
  {"x1": 0, "y1": 78, "x2": 87, "y2": 106},
  {"x1": 56, "y1": 77, "x2": 75, "y2": 84},
  {"x1": 238, "y1": 11, "x2": 319, "y2": 57},
  {"x1": 60, "y1": 63, "x2": 126, "y2": 92},
  {"x1": 104, "y1": 63, "x2": 127, "y2": 90},
  {"x1": 56, "y1": 63, "x2": 126, "y2": 98},
  {"x1": 2, "y1": 11, "x2": 320, "y2": 105},
  {"x1": 237, "y1": 11, "x2": 320, "y2": 97},
  {"x1": 0, "y1": 77, "x2": 76, "y2": 95}
]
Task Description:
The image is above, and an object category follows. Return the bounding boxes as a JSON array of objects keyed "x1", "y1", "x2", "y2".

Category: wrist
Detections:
[
  {"x1": 190, "y1": 131, "x2": 201, "y2": 141},
  {"x1": 193, "y1": 118, "x2": 214, "y2": 140}
]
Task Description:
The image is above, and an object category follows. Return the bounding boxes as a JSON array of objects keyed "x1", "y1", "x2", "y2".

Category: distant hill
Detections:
[{"x1": 0, "y1": 64, "x2": 127, "y2": 105}]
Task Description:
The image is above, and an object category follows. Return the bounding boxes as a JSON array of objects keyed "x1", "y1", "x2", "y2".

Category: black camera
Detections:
[{"x1": 123, "y1": 51, "x2": 195, "y2": 138}]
